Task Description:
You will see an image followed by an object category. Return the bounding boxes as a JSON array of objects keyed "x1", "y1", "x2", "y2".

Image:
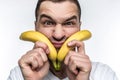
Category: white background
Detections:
[{"x1": 0, "y1": 0, "x2": 120, "y2": 80}]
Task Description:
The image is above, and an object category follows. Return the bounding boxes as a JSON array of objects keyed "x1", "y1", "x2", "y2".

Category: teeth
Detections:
[{"x1": 20, "y1": 30, "x2": 92, "y2": 70}]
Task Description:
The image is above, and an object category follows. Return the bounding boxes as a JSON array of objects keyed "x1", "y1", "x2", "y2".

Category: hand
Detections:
[
  {"x1": 18, "y1": 41, "x2": 50, "y2": 80},
  {"x1": 64, "y1": 40, "x2": 92, "y2": 80}
]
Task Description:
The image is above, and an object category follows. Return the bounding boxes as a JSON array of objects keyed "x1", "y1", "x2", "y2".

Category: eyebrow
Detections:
[
  {"x1": 38, "y1": 14, "x2": 77, "y2": 22},
  {"x1": 38, "y1": 14, "x2": 54, "y2": 21},
  {"x1": 65, "y1": 15, "x2": 77, "y2": 22}
]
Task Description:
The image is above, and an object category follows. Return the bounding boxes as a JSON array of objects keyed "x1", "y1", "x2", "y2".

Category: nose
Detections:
[{"x1": 53, "y1": 24, "x2": 65, "y2": 41}]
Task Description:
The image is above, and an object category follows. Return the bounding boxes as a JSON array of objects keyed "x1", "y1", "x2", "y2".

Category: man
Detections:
[{"x1": 8, "y1": 0, "x2": 118, "y2": 80}]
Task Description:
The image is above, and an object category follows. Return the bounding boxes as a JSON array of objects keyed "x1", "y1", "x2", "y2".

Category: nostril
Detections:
[{"x1": 53, "y1": 36, "x2": 65, "y2": 41}]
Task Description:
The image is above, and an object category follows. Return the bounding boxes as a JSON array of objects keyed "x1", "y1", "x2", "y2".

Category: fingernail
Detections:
[
  {"x1": 46, "y1": 49, "x2": 50, "y2": 54},
  {"x1": 68, "y1": 41, "x2": 72, "y2": 46}
]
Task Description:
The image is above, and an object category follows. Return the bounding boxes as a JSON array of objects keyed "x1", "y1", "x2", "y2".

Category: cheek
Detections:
[
  {"x1": 65, "y1": 28, "x2": 80, "y2": 37},
  {"x1": 35, "y1": 24, "x2": 52, "y2": 36},
  {"x1": 39, "y1": 28, "x2": 52, "y2": 39}
]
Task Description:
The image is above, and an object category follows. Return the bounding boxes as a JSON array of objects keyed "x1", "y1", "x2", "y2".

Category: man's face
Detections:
[{"x1": 35, "y1": 1, "x2": 81, "y2": 50}]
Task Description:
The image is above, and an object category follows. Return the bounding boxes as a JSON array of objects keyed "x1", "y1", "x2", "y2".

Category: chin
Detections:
[{"x1": 55, "y1": 47, "x2": 61, "y2": 51}]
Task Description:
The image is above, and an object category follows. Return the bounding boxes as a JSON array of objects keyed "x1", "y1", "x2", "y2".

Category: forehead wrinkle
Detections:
[
  {"x1": 38, "y1": 13, "x2": 78, "y2": 24},
  {"x1": 39, "y1": 1, "x2": 79, "y2": 23},
  {"x1": 39, "y1": 7, "x2": 78, "y2": 23}
]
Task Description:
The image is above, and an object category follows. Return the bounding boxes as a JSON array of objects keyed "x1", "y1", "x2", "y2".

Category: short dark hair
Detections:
[{"x1": 35, "y1": 0, "x2": 81, "y2": 21}]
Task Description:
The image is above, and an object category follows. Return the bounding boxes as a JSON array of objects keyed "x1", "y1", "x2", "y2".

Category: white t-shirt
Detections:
[{"x1": 7, "y1": 62, "x2": 118, "y2": 80}]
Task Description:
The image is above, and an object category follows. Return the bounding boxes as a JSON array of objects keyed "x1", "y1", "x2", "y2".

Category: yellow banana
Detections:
[
  {"x1": 19, "y1": 30, "x2": 92, "y2": 70},
  {"x1": 57, "y1": 30, "x2": 92, "y2": 62},
  {"x1": 19, "y1": 30, "x2": 58, "y2": 70}
]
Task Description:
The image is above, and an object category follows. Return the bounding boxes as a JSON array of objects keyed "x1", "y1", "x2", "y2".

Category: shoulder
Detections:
[
  {"x1": 7, "y1": 66, "x2": 51, "y2": 80},
  {"x1": 92, "y1": 62, "x2": 113, "y2": 71},
  {"x1": 90, "y1": 62, "x2": 118, "y2": 80},
  {"x1": 7, "y1": 66, "x2": 24, "y2": 80}
]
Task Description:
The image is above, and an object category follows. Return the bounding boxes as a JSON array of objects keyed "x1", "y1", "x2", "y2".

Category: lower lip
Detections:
[{"x1": 53, "y1": 43, "x2": 63, "y2": 48}]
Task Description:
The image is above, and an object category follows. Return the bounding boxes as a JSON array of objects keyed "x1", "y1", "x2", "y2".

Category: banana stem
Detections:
[
  {"x1": 56, "y1": 61, "x2": 61, "y2": 70},
  {"x1": 52, "y1": 61, "x2": 57, "y2": 70},
  {"x1": 52, "y1": 60, "x2": 61, "y2": 71}
]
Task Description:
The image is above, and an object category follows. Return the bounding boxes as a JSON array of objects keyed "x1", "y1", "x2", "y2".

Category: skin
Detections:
[{"x1": 18, "y1": 1, "x2": 92, "y2": 80}]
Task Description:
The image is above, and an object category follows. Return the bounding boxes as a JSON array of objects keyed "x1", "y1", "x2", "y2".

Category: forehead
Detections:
[{"x1": 38, "y1": 1, "x2": 79, "y2": 21}]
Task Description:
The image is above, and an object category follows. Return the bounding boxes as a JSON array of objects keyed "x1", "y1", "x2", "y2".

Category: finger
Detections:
[
  {"x1": 34, "y1": 48, "x2": 48, "y2": 62},
  {"x1": 35, "y1": 54, "x2": 44, "y2": 71},
  {"x1": 26, "y1": 51, "x2": 46, "y2": 71},
  {"x1": 68, "y1": 40, "x2": 85, "y2": 54},
  {"x1": 64, "y1": 51, "x2": 75, "y2": 65},
  {"x1": 18, "y1": 56, "x2": 34, "y2": 74},
  {"x1": 64, "y1": 49, "x2": 89, "y2": 65},
  {"x1": 77, "y1": 61, "x2": 91, "y2": 72},
  {"x1": 69, "y1": 55, "x2": 91, "y2": 73},
  {"x1": 30, "y1": 56, "x2": 40, "y2": 70},
  {"x1": 33, "y1": 41, "x2": 50, "y2": 54},
  {"x1": 68, "y1": 56, "x2": 79, "y2": 75},
  {"x1": 38, "y1": 61, "x2": 50, "y2": 74},
  {"x1": 21, "y1": 54, "x2": 39, "y2": 70},
  {"x1": 19, "y1": 49, "x2": 45, "y2": 71},
  {"x1": 65, "y1": 52, "x2": 91, "y2": 74}
]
